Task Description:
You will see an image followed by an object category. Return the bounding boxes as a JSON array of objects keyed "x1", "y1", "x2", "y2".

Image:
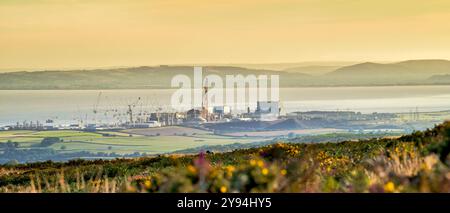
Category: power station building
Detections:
[{"x1": 253, "y1": 101, "x2": 280, "y2": 121}]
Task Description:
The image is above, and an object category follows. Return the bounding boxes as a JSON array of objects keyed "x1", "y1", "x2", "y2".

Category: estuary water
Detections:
[{"x1": 1, "y1": 85, "x2": 450, "y2": 126}]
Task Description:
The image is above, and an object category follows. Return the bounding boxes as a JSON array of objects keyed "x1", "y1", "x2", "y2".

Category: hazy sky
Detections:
[{"x1": 1, "y1": 0, "x2": 450, "y2": 70}]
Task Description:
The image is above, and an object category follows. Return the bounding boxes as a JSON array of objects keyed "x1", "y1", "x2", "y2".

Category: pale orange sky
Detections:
[{"x1": 1, "y1": 0, "x2": 450, "y2": 70}]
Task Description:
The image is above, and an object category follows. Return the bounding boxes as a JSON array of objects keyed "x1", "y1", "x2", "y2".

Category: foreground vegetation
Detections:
[
  {"x1": 0, "y1": 122, "x2": 449, "y2": 193},
  {"x1": 0, "y1": 129, "x2": 259, "y2": 163}
]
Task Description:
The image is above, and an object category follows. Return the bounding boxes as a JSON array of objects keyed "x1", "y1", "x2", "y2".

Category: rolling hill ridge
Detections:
[{"x1": 1, "y1": 60, "x2": 450, "y2": 89}]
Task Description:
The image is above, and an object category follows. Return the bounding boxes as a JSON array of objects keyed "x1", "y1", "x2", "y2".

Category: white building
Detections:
[
  {"x1": 130, "y1": 121, "x2": 162, "y2": 128},
  {"x1": 0, "y1": 126, "x2": 11, "y2": 131},
  {"x1": 254, "y1": 101, "x2": 280, "y2": 121}
]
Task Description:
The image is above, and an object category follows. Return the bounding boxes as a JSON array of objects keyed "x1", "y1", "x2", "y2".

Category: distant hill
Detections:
[
  {"x1": 1, "y1": 60, "x2": 450, "y2": 89},
  {"x1": 396, "y1": 60, "x2": 450, "y2": 73},
  {"x1": 282, "y1": 66, "x2": 341, "y2": 75},
  {"x1": 212, "y1": 61, "x2": 357, "y2": 71},
  {"x1": 331, "y1": 60, "x2": 450, "y2": 76},
  {"x1": 0, "y1": 66, "x2": 311, "y2": 89},
  {"x1": 331, "y1": 62, "x2": 410, "y2": 76},
  {"x1": 427, "y1": 74, "x2": 450, "y2": 84},
  {"x1": 325, "y1": 59, "x2": 450, "y2": 85}
]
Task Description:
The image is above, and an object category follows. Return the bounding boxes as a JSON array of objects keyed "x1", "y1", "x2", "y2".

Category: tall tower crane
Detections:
[
  {"x1": 127, "y1": 97, "x2": 141, "y2": 124},
  {"x1": 93, "y1": 91, "x2": 102, "y2": 124},
  {"x1": 201, "y1": 78, "x2": 209, "y2": 121}
]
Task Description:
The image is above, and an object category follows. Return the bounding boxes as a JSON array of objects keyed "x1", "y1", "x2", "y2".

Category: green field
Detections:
[{"x1": 0, "y1": 128, "x2": 263, "y2": 154}]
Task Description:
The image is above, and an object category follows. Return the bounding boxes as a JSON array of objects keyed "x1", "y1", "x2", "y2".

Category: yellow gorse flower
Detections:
[
  {"x1": 384, "y1": 181, "x2": 395, "y2": 193},
  {"x1": 144, "y1": 180, "x2": 152, "y2": 189},
  {"x1": 257, "y1": 160, "x2": 264, "y2": 168},
  {"x1": 226, "y1": 165, "x2": 235, "y2": 172},
  {"x1": 187, "y1": 165, "x2": 197, "y2": 174},
  {"x1": 220, "y1": 186, "x2": 227, "y2": 193},
  {"x1": 225, "y1": 165, "x2": 235, "y2": 177}
]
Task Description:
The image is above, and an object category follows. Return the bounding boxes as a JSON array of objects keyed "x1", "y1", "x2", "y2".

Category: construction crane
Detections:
[
  {"x1": 279, "y1": 100, "x2": 286, "y2": 115},
  {"x1": 127, "y1": 97, "x2": 141, "y2": 124},
  {"x1": 76, "y1": 105, "x2": 85, "y2": 127},
  {"x1": 201, "y1": 78, "x2": 209, "y2": 121},
  {"x1": 92, "y1": 91, "x2": 102, "y2": 124}
]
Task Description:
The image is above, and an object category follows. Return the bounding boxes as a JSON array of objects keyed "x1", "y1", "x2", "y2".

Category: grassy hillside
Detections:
[
  {"x1": 0, "y1": 122, "x2": 449, "y2": 193},
  {"x1": 0, "y1": 128, "x2": 261, "y2": 163}
]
